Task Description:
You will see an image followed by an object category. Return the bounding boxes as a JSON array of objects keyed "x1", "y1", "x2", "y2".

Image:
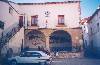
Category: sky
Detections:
[{"x1": 9, "y1": 0, "x2": 100, "y2": 18}]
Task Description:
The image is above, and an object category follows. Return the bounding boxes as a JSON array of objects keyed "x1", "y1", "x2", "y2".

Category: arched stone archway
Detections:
[
  {"x1": 49, "y1": 30, "x2": 72, "y2": 52},
  {"x1": 25, "y1": 30, "x2": 46, "y2": 49}
]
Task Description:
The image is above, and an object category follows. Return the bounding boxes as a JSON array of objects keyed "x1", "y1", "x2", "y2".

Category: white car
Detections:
[{"x1": 8, "y1": 51, "x2": 52, "y2": 65}]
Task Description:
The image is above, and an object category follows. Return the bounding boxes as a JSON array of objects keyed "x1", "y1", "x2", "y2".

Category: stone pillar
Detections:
[{"x1": 45, "y1": 35, "x2": 50, "y2": 51}]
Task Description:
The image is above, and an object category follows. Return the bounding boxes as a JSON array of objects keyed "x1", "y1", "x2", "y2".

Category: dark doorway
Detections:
[
  {"x1": 19, "y1": 16, "x2": 23, "y2": 27},
  {"x1": 49, "y1": 30, "x2": 72, "y2": 52}
]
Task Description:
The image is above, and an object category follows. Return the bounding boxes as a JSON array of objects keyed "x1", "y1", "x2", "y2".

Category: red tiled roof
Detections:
[{"x1": 80, "y1": 17, "x2": 90, "y2": 25}]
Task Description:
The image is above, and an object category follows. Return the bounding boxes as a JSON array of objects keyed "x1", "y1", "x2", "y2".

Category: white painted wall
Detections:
[
  {"x1": 19, "y1": 2, "x2": 80, "y2": 29},
  {"x1": 0, "y1": 1, "x2": 20, "y2": 36},
  {"x1": 8, "y1": 28, "x2": 24, "y2": 54},
  {"x1": 0, "y1": 1, "x2": 80, "y2": 53},
  {"x1": 81, "y1": 22, "x2": 89, "y2": 47},
  {"x1": 88, "y1": 9, "x2": 100, "y2": 51},
  {"x1": 0, "y1": 1, "x2": 24, "y2": 54}
]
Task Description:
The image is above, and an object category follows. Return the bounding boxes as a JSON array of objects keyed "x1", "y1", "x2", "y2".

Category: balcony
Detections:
[
  {"x1": 56, "y1": 23, "x2": 66, "y2": 27},
  {"x1": 27, "y1": 24, "x2": 39, "y2": 29}
]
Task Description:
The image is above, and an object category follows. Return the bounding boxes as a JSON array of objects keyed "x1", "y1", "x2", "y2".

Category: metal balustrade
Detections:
[{"x1": 0, "y1": 24, "x2": 22, "y2": 47}]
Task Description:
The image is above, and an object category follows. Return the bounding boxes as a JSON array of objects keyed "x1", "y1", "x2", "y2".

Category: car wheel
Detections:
[
  {"x1": 39, "y1": 62, "x2": 47, "y2": 65},
  {"x1": 11, "y1": 60, "x2": 17, "y2": 65},
  {"x1": 48, "y1": 61, "x2": 52, "y2": 65}
]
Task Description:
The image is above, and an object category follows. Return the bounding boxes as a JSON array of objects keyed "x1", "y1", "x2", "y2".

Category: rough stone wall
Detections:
[{"x1": 24, "y1": 28, "x2": 82, "y2": 51}]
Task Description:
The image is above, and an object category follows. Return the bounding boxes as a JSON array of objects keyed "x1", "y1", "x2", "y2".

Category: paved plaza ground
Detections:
[
  {"x1": 51, "y1": 58, "x2": 100, "y2": 65},
  {"x1": 0, "y1": 58, "x2": 100, "y2": 65}
]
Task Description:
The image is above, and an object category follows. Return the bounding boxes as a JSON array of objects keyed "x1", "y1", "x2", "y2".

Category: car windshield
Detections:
[
  {"x1": 39, "y1": 51, "x2": 48, "y2": 56},
  {"x1": 20, "y1": 51, "x2": 43, "y2": 57}
]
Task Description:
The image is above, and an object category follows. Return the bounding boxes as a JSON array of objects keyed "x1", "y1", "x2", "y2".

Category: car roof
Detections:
[
  {"x1": 25, "y1": 51, "x2": 45, "y2": 54},
  {"x1": 25, "y1": 51, "x2": 43, "y2": 53},
  {"x1": 25, "y1": 51, "x2": 48, "y2": 56}
]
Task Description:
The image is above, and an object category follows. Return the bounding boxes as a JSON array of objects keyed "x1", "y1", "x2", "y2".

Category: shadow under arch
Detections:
[
  {"x1": 25, "y1": 30, "x2": 46, "y2": 50},
  {"x1": 49, "y1": 30, "x2": 72, "y2": 52}
]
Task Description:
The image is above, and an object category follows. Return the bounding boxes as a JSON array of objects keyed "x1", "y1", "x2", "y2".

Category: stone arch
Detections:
[
  {"x1": 25, "y1": 30, "x2": 46, "y2": 49},
  {"x1": 49, "y1": 30, "x2": 72, "y2": 52}
]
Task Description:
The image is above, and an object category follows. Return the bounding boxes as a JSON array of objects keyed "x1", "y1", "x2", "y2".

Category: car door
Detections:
[
  {"x1": 17, "y1": 52, "x2": 33, "y2": 63},
  {"x1": 30, "y1": 52, "x2": 45, "y2": 63}
]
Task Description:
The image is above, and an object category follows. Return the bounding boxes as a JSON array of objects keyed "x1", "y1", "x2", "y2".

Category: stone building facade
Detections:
[
  {"x1": 0, "y1": 0, "x2": 82, "y2": 53},
  {"x1": 0, "y1": 0, "x2": 24, "y2": 54},
  {"x1": 87, "y1": 7, "x2": 100, "y2": 57},
  {"x1": 18, "y1": 1, "x2": 82, "y2": 52},
  {"x1": 81, "y1": 18, "x2": 90, "y2": 49},
  {"x1": 24, "y1": 28, "x2": 82, "y2": 52}
]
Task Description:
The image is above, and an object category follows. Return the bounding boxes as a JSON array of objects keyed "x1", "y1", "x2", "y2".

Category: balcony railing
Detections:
[{"x1": 0, "y1": 23, "x2": 22, "y2": 47}]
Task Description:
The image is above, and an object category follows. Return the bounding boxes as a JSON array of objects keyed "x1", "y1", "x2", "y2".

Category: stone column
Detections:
[{"x1": 45, "y1": 35, "x2": 50, "y2": 51}]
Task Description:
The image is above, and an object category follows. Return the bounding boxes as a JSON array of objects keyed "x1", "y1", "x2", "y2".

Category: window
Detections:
[
  {"x1": 9, "y1": 7, "x2": 13, "y2": 14},
  {"x1": 84, "y1": 40, "x2": 87, "y2": 48},
  {"x1": 90, "y1": 40, "x2": 94, "y2": 49},
  {"x1": 21, "y1": 52, "x2": 42, "y2": 57},
  {"x1": 31, "y1": 15, "x2": 38, "y2": 26},
  {"x1": 90, "y1": 27, "x2": 93, "y2": 35},
  {"x1": 58, "y1": 15, "x2": 64, "y2": 25},
  {"x1": 97, "y1": 23, "x2": 99, "y2": 32},
  {"x1": 31, "y1": 52, "x2": 42, "y2": 57},
  {"x1": 0, "y1": 20, "x2": 4, "y2": 29},
  {"x1": 19, "y1": 16, "x2": 23, "y2": 27},
  {"x1": 84, "y1": 26, "x2": 85, "y2": 28},
  {"x1": 20, "y1": 53, "x2": 27, "y2": 57}
]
